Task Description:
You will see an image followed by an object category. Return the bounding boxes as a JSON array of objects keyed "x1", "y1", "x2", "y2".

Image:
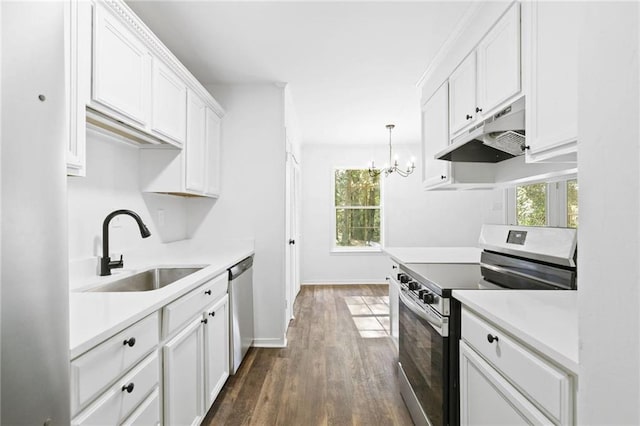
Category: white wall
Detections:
[
  {"x1": 67, "y1": 131, "x2": 188, "y2": 263},
  {"x1": 301, "y1": 143, "x2": 501, "y2": 284},
  {"x1": 192, "y1": 83, "x2": 288, "y2": 347},
  {"x1": 1, "y1": 2, "x2": 70, "y2": 423},
  {"x1": 578, "y1": 3, "x2": 640, "y2": 423}
]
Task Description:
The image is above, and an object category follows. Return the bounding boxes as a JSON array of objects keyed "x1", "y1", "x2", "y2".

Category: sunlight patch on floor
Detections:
[{"x1": 344, "y1": 295, "x2": 390, "y2": 338}]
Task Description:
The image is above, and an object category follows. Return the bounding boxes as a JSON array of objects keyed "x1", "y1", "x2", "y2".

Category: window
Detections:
[
  {"x1": 567, "y1": 179, "x2": 578, "y2": 228},
  {"x1": 333, "y1": 169, "x2": 382, "y2": 250},
  {"x1": 516, "y1": 183, "x2": 547, "y2": 226},
  {"x1": 509, "y1": 179, "x2": 578, "y2": 228}
]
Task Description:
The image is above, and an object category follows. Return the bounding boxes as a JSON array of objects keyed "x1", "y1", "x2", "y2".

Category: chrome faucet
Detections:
[{"x1": 100, "y1": 209, "x2": 151, "y2": 276}]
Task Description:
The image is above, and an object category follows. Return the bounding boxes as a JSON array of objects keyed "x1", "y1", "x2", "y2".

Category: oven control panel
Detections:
[{"x1": 397, "y1": 273, "x2": 449, "y2": 316}]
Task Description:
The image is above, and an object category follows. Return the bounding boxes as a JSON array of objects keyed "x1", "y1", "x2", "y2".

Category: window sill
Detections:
[{"x1": 330, "y1": 247, "x2": 384, "y2": 254}]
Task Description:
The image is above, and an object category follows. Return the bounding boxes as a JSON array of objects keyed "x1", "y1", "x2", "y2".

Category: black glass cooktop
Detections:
[{"x1": 400, "y1": 263, "x2": 503, "y2": 296}]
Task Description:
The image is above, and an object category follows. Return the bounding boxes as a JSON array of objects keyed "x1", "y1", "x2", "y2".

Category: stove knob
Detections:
[
  {"x1": 418, "y1": 289, "x2": 427, "y2": 299},
  {"x1": 423, "y1": 293, "x2": 435, "y2": 304},
  {"x1": 408, "y1": 281, "x2": 420, "y2": 291},
  {"x1": 399, "y1": 274, "x2": 409, "y2": 284}
]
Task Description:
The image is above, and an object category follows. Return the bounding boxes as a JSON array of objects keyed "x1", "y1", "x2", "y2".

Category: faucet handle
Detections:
[{"x1": 109, "y1": 254, "x2": 124, "y2": 269}]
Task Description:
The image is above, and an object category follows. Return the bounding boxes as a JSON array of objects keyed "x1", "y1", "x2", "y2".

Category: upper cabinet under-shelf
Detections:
[{"x1": 66, "y1": 0, "x2": 224, "y2": 198}]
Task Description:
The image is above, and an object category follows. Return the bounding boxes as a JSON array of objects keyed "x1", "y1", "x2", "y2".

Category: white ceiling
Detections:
[{"x1": 127, "y1": 1, "x2": 472, "y2": 145}]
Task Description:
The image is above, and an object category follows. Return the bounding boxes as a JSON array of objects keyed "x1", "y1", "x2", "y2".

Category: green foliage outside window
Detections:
[
  {"x1": 567, "y1": 179, "x2": 578, "y2": 228},
  {"x1": 516, "y1": 183, "x2": 547, "y2": 226},
  {"x1": 334, "y1": 169, "x2": 381, "y2": 247}
]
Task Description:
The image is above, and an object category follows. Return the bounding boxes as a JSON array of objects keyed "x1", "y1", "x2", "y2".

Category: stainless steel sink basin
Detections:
[{"x1": 88, "y1": 267, "x2": 204, "y2": 292}]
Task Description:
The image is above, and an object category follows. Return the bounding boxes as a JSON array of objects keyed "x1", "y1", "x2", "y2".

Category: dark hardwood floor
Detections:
[{"x1": 203, "y1": 284, "x2": 413, "y2": 426}]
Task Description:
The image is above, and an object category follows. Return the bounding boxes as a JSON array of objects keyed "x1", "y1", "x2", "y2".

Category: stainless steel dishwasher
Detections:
[{"x1": 228, "y1": 255, "x2": 254, "y2": 374}]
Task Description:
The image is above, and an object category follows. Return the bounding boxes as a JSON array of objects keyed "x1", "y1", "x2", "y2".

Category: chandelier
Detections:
[{"x1": 368, "y1": 124, "x2": 415, "y2": 178}]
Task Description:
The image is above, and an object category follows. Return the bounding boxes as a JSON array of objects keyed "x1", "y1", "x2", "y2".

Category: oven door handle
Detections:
[{"x1": 399, "y1": 289, "x2": 448, "y2": 337}]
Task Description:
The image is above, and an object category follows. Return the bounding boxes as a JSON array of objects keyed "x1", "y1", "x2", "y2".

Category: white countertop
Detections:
[
  {"x1": 384, "y1": 246, "x2": 481, "y2": 264},
  {"x1": 69, "y1": 240, "x2": 254, "y2": 359},
  {"x1": 453, "y1": 290, "x2": 578, "y2": 374}
]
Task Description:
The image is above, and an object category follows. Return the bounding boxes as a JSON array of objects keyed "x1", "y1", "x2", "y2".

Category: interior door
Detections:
[{"x1": 285, "y1": 150, "x2": 301, "y2": 325}]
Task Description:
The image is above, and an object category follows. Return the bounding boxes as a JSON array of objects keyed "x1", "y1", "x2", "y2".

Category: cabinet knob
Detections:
[
  {"x1": 122, "y1": 383, "x2": 135, "y2": 393},
  {"x1": 289, "y1": 239, "x2": 295, "y2": 245},
  {"x1": 392, "y1": 265, "x2": 398, "y2": 269},
  {"x1": 466, "y1": 114, "x2": 473, "y2": 120},
  {"x1": 209, "y1": 311, "x2": 215, "y2": 317},
  {"x1": 487, "y1": 334, "x2": 499, "y2": 343},
  {"x1": 475, "y1": 107, "x2": 483, "y2": 113},
  {"x1": 123, "y1": 337, "x2": 136, "y2": 347},
  {"x1": 441, "y1": 175, "x2": 447, "y2": 180},
  {"x1": 524, "y1": 145, "x2": 531, "y2": 150},
  {"x1": 201, "y1": 318, "x2": 208, "y2": 324},
  {"x1": 204, "y1": 290, "x2": 212, "y2": 295}
]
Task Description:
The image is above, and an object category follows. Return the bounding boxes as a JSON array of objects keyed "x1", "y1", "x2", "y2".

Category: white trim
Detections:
[
  {"x1": 251, "y1": 336, "x2": 287, "y2": 348},
  {"x1": 302, "y1": 280, "x2": 388, "y2": 286},
  {"x1": 330, "y1": 247, "x2": 383, "y2": 254}
]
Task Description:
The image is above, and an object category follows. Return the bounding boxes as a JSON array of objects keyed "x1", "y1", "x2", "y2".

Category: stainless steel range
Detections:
[{"x1": 396, "y1": 225, "x2": 577, "y2": 426}]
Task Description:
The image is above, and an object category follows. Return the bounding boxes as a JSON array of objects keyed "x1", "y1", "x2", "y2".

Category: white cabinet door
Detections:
[
  {"x1": 204, "y1": 295, "x2": 229, "y2": 409},
  {"x1": 449, "y1": 53, "x2": 477, "y2": 135},
  {"x1": 92, "y1": 3, "x2": 150, "y2": 126},
  {"x1": 460, "y1": 341, "x2": 553, "y2": 425},
  {"x1": 524, "y1": 2, "x2": 578, "y2": 162},
  {"x1": 477, "y1": 3, "x2": 521, "y2": 114},
  {"x1": 151, "y1": 59, "x2": 187, "y2": 145},
  {"x1": 204, "y1": 107, "x2": 222, "y2": 197},
  {"x1": 163, "y1": 317, "x2": 205, "y2": 426},
  {"x1": 422, "y1": 82, "x2": 451, "y2": 189},
  {"x1": 185, "y1": 90, "x2": 206, "y2": 193},
  {"x1": 65, "y1": 0, "x2": 91, "y2": 177}
]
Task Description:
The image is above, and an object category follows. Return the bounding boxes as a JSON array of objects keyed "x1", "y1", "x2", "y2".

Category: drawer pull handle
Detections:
[
  {"x1": 123, "y1": 337, "x2": 136, "y2": 347},
  {"x1": 201, "y1": 318, "x2": 208, "y2": 324},
  {"x1": 205, "y1": 290, "x2": 212, "y2": 295},
  {"x1": 487, "y1": 334, "x2": 499, "y2": 343},
  {"x1": 122, "y1": 383, "x2": 135, "y2": 393},
  {"x1": 209, "y1": 312, "x2": 215, "y2": 317}
]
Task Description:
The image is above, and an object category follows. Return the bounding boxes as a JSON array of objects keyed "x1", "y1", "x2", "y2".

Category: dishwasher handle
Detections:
[{"x1": 229, "y1": 256, "x2": 254, "y2": 280}]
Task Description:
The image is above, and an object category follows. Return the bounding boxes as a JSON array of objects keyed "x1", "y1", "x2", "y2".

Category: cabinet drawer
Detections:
[
  {"x1": 72, "y1": 351, "x2": 159, "y2": 425},
  {"x1": 461, "y1": 309, "x2": 572, "y2": 424},
  {"x1": 163, "y1": 272, "x2": 228, "y2": 338},
  {"x1": 122, "y1": 387, "x2": 160, "y2": 426},
  {"x1": 71, "y1": 312, "x2": 160, "y2": 415}
]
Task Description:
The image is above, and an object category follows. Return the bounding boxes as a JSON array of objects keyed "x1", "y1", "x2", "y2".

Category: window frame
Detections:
[
  {"x1": 506, "y1": 178, "x2": 577, "y2": 228},
  {"x1": 330, "y1": 167, "x2": 385, "y2": 253}
]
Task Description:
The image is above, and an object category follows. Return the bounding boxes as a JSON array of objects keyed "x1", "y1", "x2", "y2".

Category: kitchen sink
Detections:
[{"x1": 88, "y1": 267, "x2": 204, "y2": 292}]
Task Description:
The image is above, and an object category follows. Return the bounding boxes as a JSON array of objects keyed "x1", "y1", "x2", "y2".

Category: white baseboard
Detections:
[
  {"x1": 252, "y1": 336, "x2": 288, "y2": 348},
  {"x1": 302, "y1": 280, "x2": 388, "y2": 286}
]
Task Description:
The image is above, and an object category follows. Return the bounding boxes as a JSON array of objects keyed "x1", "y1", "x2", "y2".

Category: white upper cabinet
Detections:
[
  {"x1": 205, "y1": 108, "x2": 222, "y2": 197},
  {"x1": 449, "y1": 53, "x2": 477, "y2": 135},
  {"x1": 422, "y1": 83, "x2": 451, "y2": 189},
  {"x1": 151, "y1": 59, "x2": 187, "y2": 145},
  {"x1": 92, "y1": 2, "x2": 150, "y2": 126},
  {"x1": 185, "y1": 90, "x2": 207, "y2": 193},
  {"x1": 477, "y1": 3, "x2": 521, "y2": 116},
  {"x1": 449, "y1": 3, "x2": 521, "y2": 138},
  {"x1": 523, "y1": 2, "x2": 578, "y2": 162}
]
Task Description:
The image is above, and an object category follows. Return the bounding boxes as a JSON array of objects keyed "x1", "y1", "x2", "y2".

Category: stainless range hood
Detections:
[{"x1": 436, "y1": 97, "x2": 525, "y2": 163}]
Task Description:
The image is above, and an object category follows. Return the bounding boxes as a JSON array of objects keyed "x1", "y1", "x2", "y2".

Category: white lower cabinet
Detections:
[
  {"x1": 163, "y1": 317, "x2": 205, "y2": 426},
  {"x1": 72, "y1": 352, "x2": 160, "y2": 425},
  {"x1": 460, "y1": 341, "x2": 552, "y2": 425},
  {"x1": 387, "y1": 261, "x2": 400, "y2": 349},
  {"x1": 460, "y1": 308, "x2": 574, "y2": 425},
  {"x1": 204, "y1": 295, "x2": 230, "y2": 407},
  {"x1": 71, "y1": 271, "x2": 232, "y2": 425}
]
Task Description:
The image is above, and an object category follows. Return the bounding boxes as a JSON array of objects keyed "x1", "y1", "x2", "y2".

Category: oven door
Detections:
[{"x1": 399, "y1": 289, "x2": 449, "y2": 426}]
